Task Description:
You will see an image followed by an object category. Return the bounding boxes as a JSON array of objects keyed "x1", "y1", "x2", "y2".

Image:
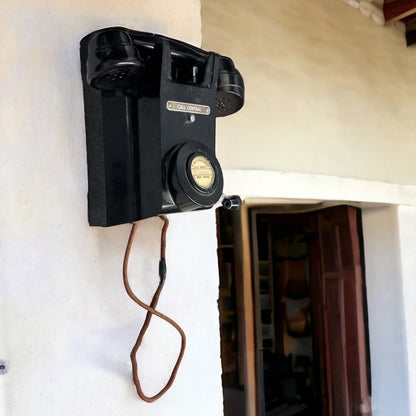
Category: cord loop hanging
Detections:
[{"x1": 122, "y1": 215, "x2": 186, "y2": 402}]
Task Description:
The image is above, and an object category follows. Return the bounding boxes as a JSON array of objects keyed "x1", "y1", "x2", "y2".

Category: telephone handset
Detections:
[{"x1": 80, "y1": 27, "x2": 244, "y2": 226}]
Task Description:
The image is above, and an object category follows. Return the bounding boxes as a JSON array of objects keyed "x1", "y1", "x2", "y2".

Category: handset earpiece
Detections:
[
  {"x1": 85, "y1": 28, "x2": 144, "y2": 90},
  {"x1": 216, "y1": 56, "x2": 244, "y2": 117}
]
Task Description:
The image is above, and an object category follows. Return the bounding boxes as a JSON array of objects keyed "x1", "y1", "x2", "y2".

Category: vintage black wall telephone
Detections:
[
  {"x1": 80, "y1": 27, "x2": 244, "y2": 402},
  {"x1": 80, "y1": 27, "x2": 244, "y2": 227}
]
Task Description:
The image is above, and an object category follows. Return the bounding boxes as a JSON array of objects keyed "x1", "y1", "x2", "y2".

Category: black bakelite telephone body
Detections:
[
  {"x1": 79, "y1": 27, "x2": 244, "y2": 402},
  {"x1": 80, "y1": 27, "x2": 244, "y2": 227}
]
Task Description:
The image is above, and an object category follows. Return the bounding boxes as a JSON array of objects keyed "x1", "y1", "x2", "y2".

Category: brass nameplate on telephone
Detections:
[{"x1": 167, "y1": 101, "x2": 211, "y2": 115}]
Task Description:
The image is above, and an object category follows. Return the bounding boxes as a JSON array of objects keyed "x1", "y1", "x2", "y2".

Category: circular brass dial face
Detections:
[{"x1": 190, "y1": 155, "x2": 215, "y2": 190}]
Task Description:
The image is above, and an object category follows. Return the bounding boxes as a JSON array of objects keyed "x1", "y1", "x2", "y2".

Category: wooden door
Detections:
[{"x1": 317, "y1": 206, "x2": 371, "y2": 416}]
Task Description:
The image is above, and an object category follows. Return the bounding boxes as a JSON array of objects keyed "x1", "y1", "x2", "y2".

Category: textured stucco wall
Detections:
[
  {"x1": 362, "y1": 207, "x2": 410, "y2": 416},
  {"x1": 201, "y1": 0, "x2": 416, "y2": 185},
  {"x1": 0, "y1": 1, "x2": 224, "y2": 415},
  {"x1": 397, "y1": 206, "x2": 416, "y2": 416}
]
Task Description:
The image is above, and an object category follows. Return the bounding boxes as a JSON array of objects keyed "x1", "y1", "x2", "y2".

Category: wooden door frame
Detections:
[
  {"x1": 235, "y1": 203, "x2": 325, "y2": 416},
  {"x1": 233, "y1": 201, "x2": 257, "y2": 416}
]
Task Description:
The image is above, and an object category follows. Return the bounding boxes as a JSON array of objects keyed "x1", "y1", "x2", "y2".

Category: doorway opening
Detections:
[{"x1": 216, "y1": 204, "x2": 372, "y2": 416}]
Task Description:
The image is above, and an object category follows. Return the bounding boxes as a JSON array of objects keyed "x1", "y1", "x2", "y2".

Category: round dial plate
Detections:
[{"x1": 190, "y1": 155, "x2": 215, "y2": 190}]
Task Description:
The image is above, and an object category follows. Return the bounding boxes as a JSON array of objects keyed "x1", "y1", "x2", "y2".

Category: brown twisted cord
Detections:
[{"x1": 122, "y1": 215, "x2": 186, "y2": 402}]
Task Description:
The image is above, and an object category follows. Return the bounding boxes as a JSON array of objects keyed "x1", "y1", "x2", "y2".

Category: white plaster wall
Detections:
[
  {"x1": 201, "y1": 0, "x2": 416, "y2": 185},
  {"x1": 361, "y1": 207, "x2": 410, "y2": 416},
  {"x1": 0, "y1": 1, "x2": 224, "y2": 415},
  {"x1": 397, "y1": 206, "x2": 416, "y2": 416}
]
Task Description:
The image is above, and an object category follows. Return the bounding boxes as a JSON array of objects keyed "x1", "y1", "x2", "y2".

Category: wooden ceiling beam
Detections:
[{"x1": 384, "y1": 0, "x2": 416, "y2": 22}]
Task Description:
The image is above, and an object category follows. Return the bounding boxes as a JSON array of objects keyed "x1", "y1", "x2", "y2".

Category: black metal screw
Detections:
[{"x1": 0, "y1": 360, "x2": 9, "y2": 375}]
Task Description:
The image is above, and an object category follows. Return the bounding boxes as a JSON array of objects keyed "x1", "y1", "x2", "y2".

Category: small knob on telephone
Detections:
[{"x1": 222, "y1": 195, "x2": 242, "y2": 210}]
